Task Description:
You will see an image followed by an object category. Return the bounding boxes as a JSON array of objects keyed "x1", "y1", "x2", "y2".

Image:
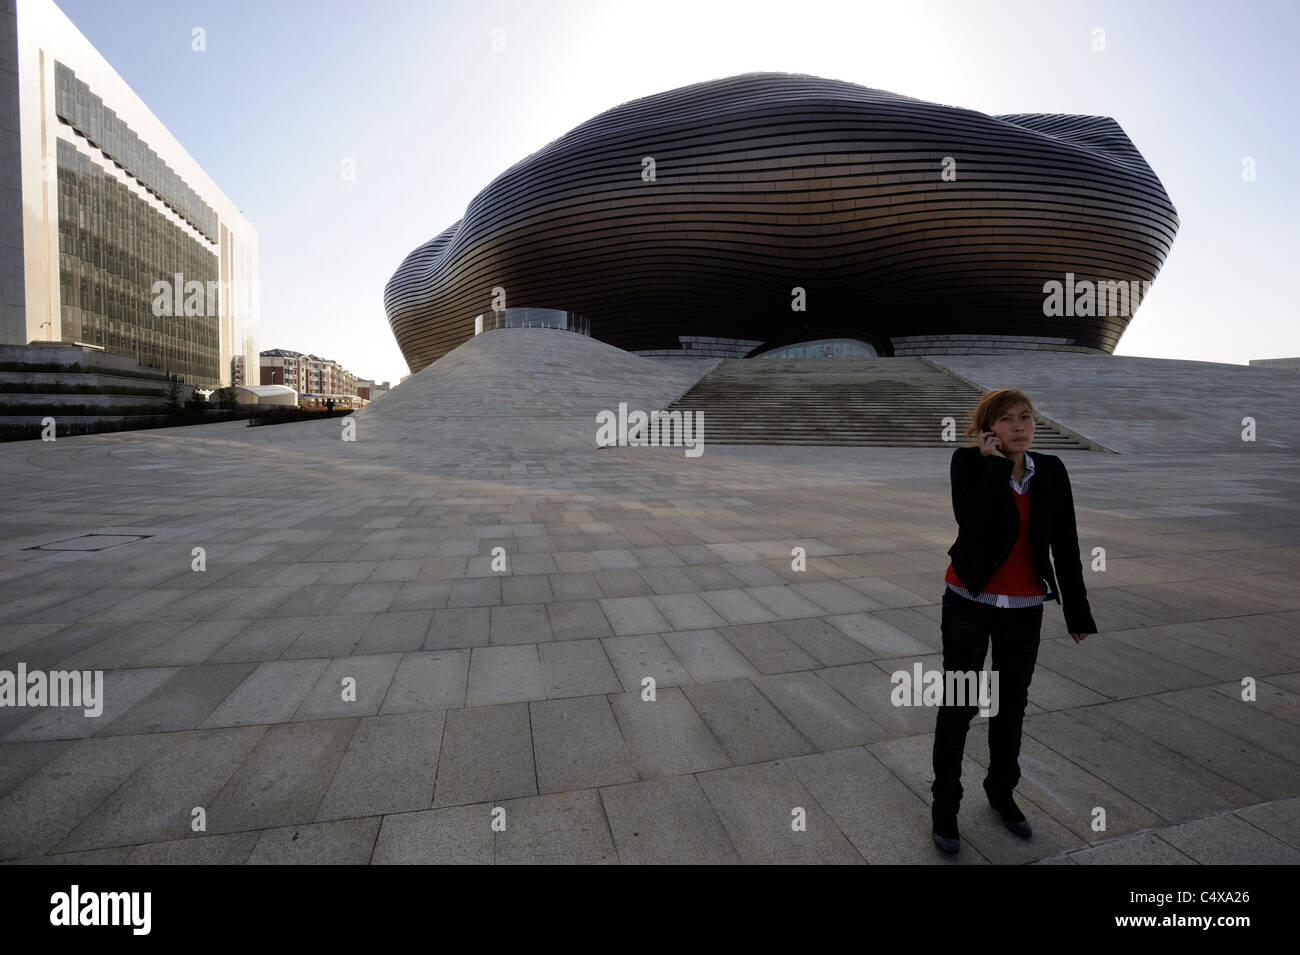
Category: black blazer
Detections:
[{"x1": 946, "y1": 445, "x2": 1098, "y2": 635}]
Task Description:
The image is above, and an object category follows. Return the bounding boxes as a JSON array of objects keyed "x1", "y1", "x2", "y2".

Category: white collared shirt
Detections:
[{"x1": 1010, "y1": 450, "x2": 1035, "y2": 495}]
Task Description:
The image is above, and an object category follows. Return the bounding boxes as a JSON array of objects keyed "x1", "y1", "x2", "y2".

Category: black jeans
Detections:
[{"x1": 931, "y1": 587, "x2": 1043, "y2": 808}]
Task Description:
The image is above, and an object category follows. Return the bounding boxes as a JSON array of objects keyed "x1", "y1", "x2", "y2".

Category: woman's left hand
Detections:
[{"x1": 1070, "y1": 632, "x2": 1092, "y2": 643}]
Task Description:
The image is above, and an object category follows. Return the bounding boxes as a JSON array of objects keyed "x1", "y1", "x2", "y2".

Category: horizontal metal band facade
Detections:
[{"x1": 385, "y1": 73, "x2": 1178, "y2": 373}]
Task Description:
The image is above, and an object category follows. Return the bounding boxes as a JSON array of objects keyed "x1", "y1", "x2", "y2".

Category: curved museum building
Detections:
[{"x1": 385, "y1": 72, "x2": 1178, "y2": 373}]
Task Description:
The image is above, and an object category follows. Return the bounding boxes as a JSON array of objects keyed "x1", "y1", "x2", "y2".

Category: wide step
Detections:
[{"x1": 661, "y1": 357, "x2": 1099, "y2": 449}]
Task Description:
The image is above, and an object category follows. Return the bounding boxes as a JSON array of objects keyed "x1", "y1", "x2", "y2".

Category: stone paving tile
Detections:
[
  {"x1": 719, "y1": 623, "x2": 819, "y2": 675},
  {"x1": 502, "y1": 575, "x2": 554, "y2": 605},
  {"x1": 447, "y1": 577, "x2": 501, "y2": 608},
  {"x1": 511, "y1": 554, "x2": 559, "y2": 576},
  {"x1": 1234, "y1": 796, "x2": 1300, "y2": 848},
  {"x1": 129, "y1": 619, "x2": 248, "y2": 666},
  {"x1": 3, "y1": 666, "x2": 181, "y2": 742},
  {"x1": 1023, "y1": 709, "x2": 1259, "y2": 822},
  {"x1": 381, "y1": 650, "x2": 469, "y2": 713},
  {"x1": 840, "y1": 577, "x2": 933, "y2": 607},
  {"x1": 744, "y1": 584, "x2": 826, "y2": 620},
  {"x1": 661, "y1": 629, "x2": 761, "y2": 682},
  {"x1": 80, "y1": 587, "x2": 193, "y2": 625},
  {"x1": 550, "y1": 573, "x2": 603, "y2": 602},
  {"x1": 204, "y1": 719, "x2": 357, "y2": 834},
  {"x1": 388, "y1": 579, "x2": 454, "y2": 612},
  {"x1": 369, "y1": 559, "x2": 425, "y2": 583},
  {"x1": 695, "y1": 760, "x2": 864, "y2": 864},
  {"x1": 372, "y1": 804, "x2": 492, "y2": 864},
  {"x1": 489, "y1": 604, "x2": 553, "y2": 645},
  {"x1": 825, "y1": 613, "x2": 933, "y2": 658},
  {"x1": 637, "y1": 567, "x2": 699, "y2": 595},
  {"x1": 294, "y1": 654, "x2": 402, "y2": 721},
  {"x1": 1155, "y1": 811, "x2": 1300, "y2": 864},
  {"x1": 1222, "y1": 676, "x2": 1300, "y2": 726},
  {"x1": 1107, "y1": 624, "x2": 1261, "y2": 682},
  {"x1": 417, "y1": 557, "x2": 468, "y2": 580},
  {"x1": 265, "y1": 585, "x2": 353, "y2": 619},
  {"x1": 280, "y1": 614, "x2": 371, "y2": 660},
  {"x1": 602, "y1": 634, "x2": 691, "y2": 691},
  {"x1": 207, "y1": 618, "x2": 306, "y2": 663},
  {"x1": 598, "y1": 596, "x2": 671, "y2": 636},
  {"x1": 1018, "y1": 660, "x2": 1109, "y2": 711},
  {"x1": 1066, "y1": 832, "x2": 1196, "y2": 864},
  {"x1": 859, "y1": 605, "x2": 944, "y2": 652},
  {"x1": 495, "y1": 789, "x2": 618, "y2": 864},
  {"x1": 2, "y1": 847, "x2": 133, "y2": 865},
  {"x1": 433, "y1": 703, "x2": 536, "y2": 807},
  {"x1": 202, "y1": 658, "x2": 330, "y2": 727},
  {"x1": 595, "y1": 570, "x2": 653, "y2": 598},
  {"x1": 752, "y1": 671, "x2": 887, "y2": 750},
  {"x1": 772, "y1": 617, "x2": 876, "y2": 667},
  {"x1": 599, "y1": 775, "x2": 740, "y2": 864},
  {"x1": 1034, "y1": 636, "x2": 1212, "y2": 700},
  {"x1": 10, "y1": 587, "x2": 143, "y2": 625},
  {"x1": 0, "y1": 588, "x2": 92, "y2": 624},
  {"x1": 608, "y1": 687, "x2": 730, "y2": 778},
  {"x1": 546, "y1": 600, "x2": 612, "y2": 641},
  {"x1": 681, "y1": 565, "x2": 744, "y2": 591},
  {"x1": 817, "y1": 661, "x2": 941, "y2": 738},
  {"x1": 55, "y1": 726, "x2": 266, "y2": 852},
  {"x1": 789, "y1": 580, "x2": 884, "y2": 614},
  {"x1": 0, "y1": 622, "x2": 126, "y2": 679},
  {"x1": 538, "y1": 640, "x2": 621, "y2": 698},
  {"x1": 869, "y1": 732, "x2": 1087, "y2": 864},
  {"x1": 315, "y1": 712, "x2": 443, "y2": 820},
  {"x1": 0, "y1": 621, "x2": 66, "y2": 657},
  {"x1": 425, "y1": 606, "x2": 490, "y2": 650},
  {"x1": 787, "y1": 747, "x2": 977, "y2": 864},
  {"x1": 1097, "y1": 696, "x2": 1300, "y2": 800},
  {"x1": 467, "y1": 645, "x2": 543, "y2": 705},
  {"x1": 680, "y1": 679, "x2": 814, "y2": 763},
  {"x1": 0, "y1": 740, "x2": 73, "y2": 801},
  {"x1": 531, "y1": 695, "x2": 637, "y2": 793},
  {"x1": 961, "y1": 727, "x2": 1165, "y2": 842},
  {"x1": 356, "y1": 610, "x2": 435, "y2": 655},
  {"x1": 649, "y1": 592, "x2": 728, "y2": 631},
  {"x1": 124, "y1": 831, "x2": 260, "y2": 864},
  {"x1": 0, "y1": 733, "x2": 170, "y2": 859},
  {"x1": 105, "y1": 662, "x2": 259, "y2": 736},
  {"x1": 318, "y1": 561, "x2": 382, "y2": 584},
  {"x1": 699, "y1": 589, "x2": 779, "y2": 625}
]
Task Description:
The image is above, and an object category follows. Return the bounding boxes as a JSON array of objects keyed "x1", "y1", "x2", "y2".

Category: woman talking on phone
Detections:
[{"x1": 931, "y1": 388, "x2": 1096, "y2": 854}]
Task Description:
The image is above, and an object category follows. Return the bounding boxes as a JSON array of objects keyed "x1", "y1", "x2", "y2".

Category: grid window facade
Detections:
[{"x1": 57, "y1": 138, "x2": 220, "y2": 386}]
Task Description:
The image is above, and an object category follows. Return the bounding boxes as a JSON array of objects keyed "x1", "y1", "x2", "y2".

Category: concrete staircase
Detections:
[{"x1": 661, "y1": 356, "x2": 1099, "y2": 448}]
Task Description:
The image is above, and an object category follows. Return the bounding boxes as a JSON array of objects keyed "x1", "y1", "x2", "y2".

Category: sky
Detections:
[{"x1": 52, "y1": 0, "x2": 1300, "y2": 385}]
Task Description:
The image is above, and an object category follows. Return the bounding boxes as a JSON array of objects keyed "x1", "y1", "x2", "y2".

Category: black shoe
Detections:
[
  {"x1": 983, "y1": 779, "x2": 1032, "y2": 838},
  {"x1": 931, "y1": 803, "x2": 961, "y2": 854}
]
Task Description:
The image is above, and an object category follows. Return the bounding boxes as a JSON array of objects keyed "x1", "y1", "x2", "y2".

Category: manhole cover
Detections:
[{"x1": 27, "y1": 534, "x2": 151, "y2": 552}]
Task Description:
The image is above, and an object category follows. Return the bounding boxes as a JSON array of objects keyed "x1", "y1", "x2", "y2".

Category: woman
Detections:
[{"x1": 931, "y1": 388, "x2": 1096, "y2": 854}]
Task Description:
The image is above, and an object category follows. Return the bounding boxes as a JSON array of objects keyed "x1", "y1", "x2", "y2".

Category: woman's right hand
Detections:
[{"x1": 978, "y1": 431, "x2": 1006, "y2": 458}]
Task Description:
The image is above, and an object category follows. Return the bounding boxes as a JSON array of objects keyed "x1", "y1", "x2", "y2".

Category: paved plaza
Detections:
[{"x1": 0, "y1": 328, "x2": 1297, "y2": 864}]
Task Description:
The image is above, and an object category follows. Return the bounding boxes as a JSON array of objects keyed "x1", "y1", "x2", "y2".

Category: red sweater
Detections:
[{"x1": 945, "y1": 485, "x2": 1047, "y2": 596}]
